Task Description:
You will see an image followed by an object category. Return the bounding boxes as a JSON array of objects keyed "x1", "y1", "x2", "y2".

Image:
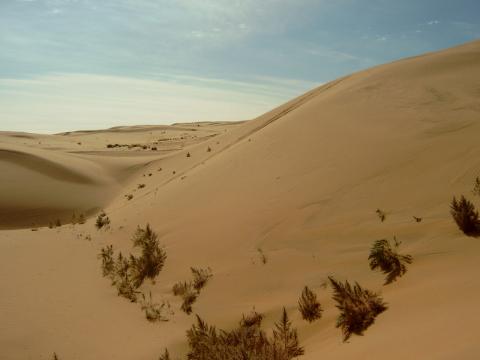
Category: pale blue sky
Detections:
[{"x1": 1, "y1": 0, "x2": 479, "y2": 133}]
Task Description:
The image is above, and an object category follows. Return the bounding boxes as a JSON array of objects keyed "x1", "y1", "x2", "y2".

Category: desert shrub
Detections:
[
  {"x1": 369, "y1": 237, "x2": 413, "y2": 284},
  {"x1": 172, "y1": 281, "x2": 191, "y2": 296},
  {"x1": 186, "y1": 309, "x2": 304, "y2": 360},
  {"x1": 99, "y1": 245, "x2": 115, "y2": 277},
  {"x1": 113, "y1": 253, "x2": 139, "y2": 302},
  {"x1": 413, "y1": 216, "x2": 422, "y2": 222},
  {"x1": 173, "y1": 267, "x2": 213, "y2": 314},
  {"x1": 191, "y1": 267, "x2": 213, "y2": 291},
  {"x1": 125, "y1": 194, "x2": 133, "y2": 200},
  {"x1": 52, "y1": 353, "x2": 60, "y2": 360},
  {"x1": 130, "y1": 224, "x2": 167, "y2": 287},
  {"x1": 180, "y1": 288, "x2": 198, "y2": 315},
  {"x1": 159, "y1": 349, "x2": 171, "y2": 360},
  {"x1": 140, "y1": 292, "x2": 173, "y2": 322},
  {"x1": 97, "y1": 226, "x2": 166, "y2": 303},
  {"x1": 186, "y1": 152, "x2": 191, "y2": 157},
  {"x1": 450, "y1": 196, "x2": 480, "y2": 236},
  {"x1": 207, "y1": 146, "x2": 211, "y2": 152},
  {"x1": 55, "y1": 219, "x2": 62, "y2": 227},
  {"x1": 257, "y1": 248, "x2": 268, "y2": 264},
  {"x1": 473, "y1": 177, "x2": 480, "y2": 196},
  {"x1": 328, "y1": 277, "x2": 387, "y2": 341},
  {"x1": 138, "y1": 183, "x2": 146, "y2": 189},
  {"x1": 95, "y1": 211, "x2": 110, "y2": 229},
  {"x1": 298, "y1": 286, "x2": 322, "y2": 322},
  {"x1": 172, "y1": 280, "x2": 198, "y2": 314},
  {"x1": 78, "y1": 213, "x2": 86, "y2": 224},
  {"x1": 375, "y1": 209, "x2": 386, "y2": 222}
]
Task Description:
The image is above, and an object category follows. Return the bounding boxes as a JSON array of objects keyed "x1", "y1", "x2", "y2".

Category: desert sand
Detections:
[{"x1": 1, "y1": 40, "x2": 480, "y2": 359}]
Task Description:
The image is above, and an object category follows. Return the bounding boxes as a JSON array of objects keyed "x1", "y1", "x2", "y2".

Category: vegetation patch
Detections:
[
  {"x1": 329, "y1": 277, "x2": 387, "y2": 341},
  {"x1": 368, "y1": 237, "x2": 413, "y2": 285}
]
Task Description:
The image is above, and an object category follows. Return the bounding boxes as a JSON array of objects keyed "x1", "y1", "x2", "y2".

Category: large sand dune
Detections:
[{"x1": 1, "y1": 40, "x2": 480, "y2": 359}]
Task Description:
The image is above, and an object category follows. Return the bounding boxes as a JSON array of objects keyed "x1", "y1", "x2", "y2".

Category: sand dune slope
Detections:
[{"x1": 1, "y1": 40, "x2": 480, "y2": 359}]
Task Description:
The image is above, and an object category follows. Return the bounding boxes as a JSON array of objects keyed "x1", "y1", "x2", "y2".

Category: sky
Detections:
[{"x1": 1, "y1": 0, "x2": 479, "y2": 133}]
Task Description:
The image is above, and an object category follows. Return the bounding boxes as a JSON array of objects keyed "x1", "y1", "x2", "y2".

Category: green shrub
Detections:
[
  {"x1": 369, "y1": 237, "x2": 412, "y2": 284},
  {"x1": 298, "y1": 286, "x2": 322, "y2": 322},
  {"x1": 329, "y1": 277, "x2": 387, "y2": 341}
]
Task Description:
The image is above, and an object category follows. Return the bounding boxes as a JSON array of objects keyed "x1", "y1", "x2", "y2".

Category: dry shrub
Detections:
[
  {"x1": 368, "y1": 237, "x2": 413, "y2": 285},
  {"x1": 186, "y1": 308, "x2": 304, "y2": 360},
  {"x1": 140, "y1": 292, "x2": 173, "y2": 322},
  {"x1": 173, "y1": 267, "x2": 213, "y2": 314},
  {"x1": 450, "y1": 195, "x2": 480, "y2": 236},
  {"x1": 95, "y1": 211, "x2": 110, "y2": 229},
  {"x1": 328, "y1": 277, "x2": 387, "y2": 341},
  {"x1": 298, "y1": 286, "x2": 322, "y2": 322},
  {"x1": 191, "y1": 267, "x2": 213, "y2": 291}
]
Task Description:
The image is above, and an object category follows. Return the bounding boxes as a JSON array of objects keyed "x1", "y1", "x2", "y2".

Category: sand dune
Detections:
[{"x1": 1, "y1": 40, "x2": 480, "y2": 359}]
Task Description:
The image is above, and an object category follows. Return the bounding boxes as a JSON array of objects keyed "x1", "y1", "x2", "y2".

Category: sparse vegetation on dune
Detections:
[
  {"x1": 140, "y1": 292, "x2": 173, "y2": 322},
  {"x1": 298, "y1": 286, "x2": 323, "y2": 322},
  {"x1": 328, "y1": 277, "x2": 387, "y2": 341},
  {"x1": 450, "y1": 195, "x2": 480, "y2": 236},
  {"x1": 369, "y1": 237, "x2": 413, "y2": 285},
  {"x1": 184, "y1": 309, "x2": 304, "y2": 360},
  {"x1": 173, "y1": 267, "x2": 213, "y2": 314},
  {"x1": 95, "y1": 211, "x2": 110, "y2": 230},
  {"x1": 98, "y1": 224, "x2": 166, "y2": 303},
  {"x1": 375, "y1": 209, "x2": 386, "y2": 222}
]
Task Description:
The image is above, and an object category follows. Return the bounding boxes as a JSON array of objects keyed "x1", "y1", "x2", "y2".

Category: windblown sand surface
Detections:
[{"x1": 1, "y1": 40, "x2": 480, "y2": 359}]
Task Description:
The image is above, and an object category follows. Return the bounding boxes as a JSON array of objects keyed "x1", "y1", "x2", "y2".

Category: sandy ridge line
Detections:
[{"x1": 105, "y1": 76, "x2": 350, "y2": 216}]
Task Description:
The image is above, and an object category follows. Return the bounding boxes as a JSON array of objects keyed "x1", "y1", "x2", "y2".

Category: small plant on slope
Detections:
[
  {"x1": 375, "y1": 209, "x2": 386, "y2": 222},
  {"x1": 191, "y1": 267, "x2": 213, "y2": 291},
  {"x1": 473, "y1": 177, "x2": 480, "y2": 196},
  {"x1": 140, "y1": 292, "x2": 173, "y2": 322},
  {"x1": 368, "y1": 237, "x2": 413, "y2": 285},
  {"x1": 158, "y1": 349, "x2": 171, "y2": 360},
  {"x1": 450, "y1": 196, "x2": 480, "y2": 236},
  {"x1": 99, "y1": 245, "x2": 115, "y2": 277},
  {"x1": 130, "y1": 224, "x2": 167, "y2": 287},
  {"x1": 298, "y1": 286, "x2": 323, "y2": 322},
  {"x1": 95, "y1": 211, "x2": 110, "y2": 229},
  {"x1": 172, "y1": 267, "x2": 213, "y2": 315},
  {"x1": 186, "y1": 309, "x2": 304, "y2": 360},
  {"x1": 328, "y1": 277, "x2": 387, "y2": 342}
]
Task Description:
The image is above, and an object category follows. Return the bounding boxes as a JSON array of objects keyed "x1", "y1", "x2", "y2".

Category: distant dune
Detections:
[{"x1": 1, "y1": 40, "x2": 480, "y2": 359}]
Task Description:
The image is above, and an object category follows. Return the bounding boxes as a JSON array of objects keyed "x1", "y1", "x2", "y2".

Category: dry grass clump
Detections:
[
  {"x1": 191, "y1": 267, "x2": 213, "y2": 291},
  {"x1": 95, "y1": 211, "x2": 110, "y2": 229},
  {"x1": 473, "y1": 176, "x2": 480, "y2": 196},
  {"x1": 368, "y1": 237, "x2": 413, "y2": 285},
  {"x1": 450, "y1": 195, "x2": 480, "y2": 236},
  {"x1": 140, "y1": 292, "x2": 173, "y2": 322},
  {"x1": 298, "y1": 286, "x2": 322, "y2": 322},
  {"x1": 375, "y1": 209, "x2": 386, "y2": 222},
  {"x1": 185, "y1": 309, "x2": 304, "y2": 360},
  {"x1": 172, "y1": 267, "x2": 213, "y2": 314},
  {"x1": 257, "y1": 248, "x2": 268, "y2": 264},
  {"x1": 158, "y1": 349, "x2": 171, "y2": 360},
  {"x1": 328, "y1": 277, "x2": 387, "y2": 342}
]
